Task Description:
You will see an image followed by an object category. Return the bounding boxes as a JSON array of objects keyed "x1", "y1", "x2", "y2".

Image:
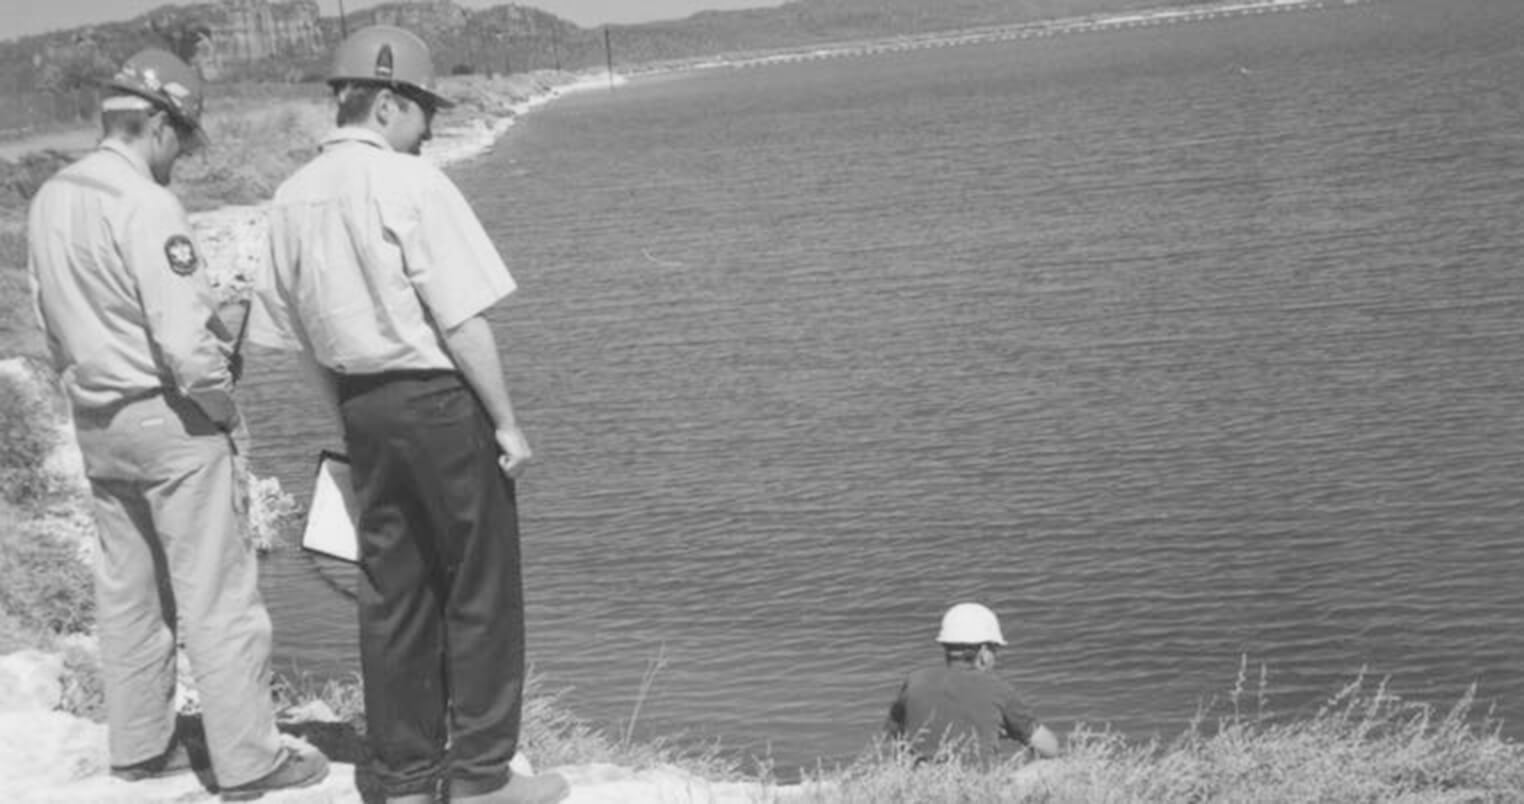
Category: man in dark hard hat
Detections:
[
  {"x1": 247, "y1": 25, "x2": 566, "y2": 804},
  {"x1": 886, "y1": 602, "x2": 1062, "y2": 765},
  {"x1": 27, "y1": 48, "x2": 329, "y2": 798}
]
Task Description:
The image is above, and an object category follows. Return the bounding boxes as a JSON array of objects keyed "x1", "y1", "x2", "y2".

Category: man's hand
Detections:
[{"x1": 495, "y1": 426, "x2": 532, "y2": 479}]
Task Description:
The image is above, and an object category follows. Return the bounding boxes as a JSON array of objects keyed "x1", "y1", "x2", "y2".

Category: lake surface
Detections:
[{"x1": 242, "y1": 0, "x2": 1524, "y2": 774}]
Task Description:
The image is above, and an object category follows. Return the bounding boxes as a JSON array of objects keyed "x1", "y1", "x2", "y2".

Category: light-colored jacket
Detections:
[
  {"x1": 248, "y1": 126, "x2": 515, "y2": 372},
  {"x1": 28, "y1": 139, "x2": 236, "y2": 422}
]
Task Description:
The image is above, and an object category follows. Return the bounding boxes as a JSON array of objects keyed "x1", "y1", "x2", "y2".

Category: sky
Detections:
[{"x1": 1, "y1": 0, "x2": 791, "y2": 41}]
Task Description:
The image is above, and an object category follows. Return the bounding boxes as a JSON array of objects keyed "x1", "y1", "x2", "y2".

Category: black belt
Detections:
[{"x1": 334, "y1": 368, "x2": 458, "y2": 397}]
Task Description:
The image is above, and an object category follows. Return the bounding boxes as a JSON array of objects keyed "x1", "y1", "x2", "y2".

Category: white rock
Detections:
[
  {"x1": 0, "y1": 650, "x2": 65, "y2": 713},
  {"x1": 511, "y1": 750, "x2": 535, "y2": 777},
  {"x1": 553, "y1": 762, "x2": 786, "y2": 804},
  {"x1": 0, "y1": 710, "x2": 108, "y2": 795},
  {"x1": 279, "y1": 699, "x2": 340, "y2": 724},
  {"x1": 173, "y1": 649, "x2": 200, "y2": 715}
]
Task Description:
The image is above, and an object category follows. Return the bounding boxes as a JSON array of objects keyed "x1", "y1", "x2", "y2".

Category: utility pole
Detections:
[
  {"x1": 337, "y1": 0, "x2": 348, "y2": 38},
  {"x1": 604, "y1": 26, "x2": 614, "y2": 90}
]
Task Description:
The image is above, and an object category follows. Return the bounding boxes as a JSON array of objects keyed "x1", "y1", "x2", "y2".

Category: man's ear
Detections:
[
  {"x1": 976, "y1": 645, "x2": 997, "y2": 669},
  {"x1": 147, "y1": 109, "x2": 169, "y2": 139},
  {"x1": 374, "y1": 88, "x2": 397, "y2": 126}
]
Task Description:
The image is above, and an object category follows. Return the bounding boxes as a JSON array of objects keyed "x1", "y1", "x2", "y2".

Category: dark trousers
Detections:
[{"x1": 337, "y1": 371, "x2": 525, "y2": 798}]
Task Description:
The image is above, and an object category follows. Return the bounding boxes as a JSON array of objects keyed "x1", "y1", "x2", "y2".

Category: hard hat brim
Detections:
[
  {"x1": 98, "y1": 79, "x2": 210, "y2": 148},
  {"x1": 413, "y1": 86, "x2": 455, "y2": 110},
  {"x1": 328, "y1": 78, "x2": 456, "y2": 110}
]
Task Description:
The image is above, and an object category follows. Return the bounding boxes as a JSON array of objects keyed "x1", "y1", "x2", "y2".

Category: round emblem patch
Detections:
[{"x1": 164, "y1": 234, "x2": 199, "y2": 276}]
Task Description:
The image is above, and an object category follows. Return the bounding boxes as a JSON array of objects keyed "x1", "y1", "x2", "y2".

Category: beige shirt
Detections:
[
  {"x1": 28, "y1": 140, "x2": 236, "y2": 420},
  {"x1": 248, "y1": 127, "x2": 516, "y2": 373}
]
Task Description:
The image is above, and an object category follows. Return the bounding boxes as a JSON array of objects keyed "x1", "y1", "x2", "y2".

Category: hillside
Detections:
[
  {"x1": 580, "y1": 0, "x2": 1215, "y2": 65},
  {"x1": 0, "y1": 0, "x2": 1222, "y2": 138},
  {"x1": 0, "y1": 0, "x2": 1222, "y2": 84}
]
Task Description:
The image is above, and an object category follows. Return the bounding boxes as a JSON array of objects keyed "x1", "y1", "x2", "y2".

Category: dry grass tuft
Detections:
[{"x1": 796, "y1": 658, "x2": 1524, "y2": 803}]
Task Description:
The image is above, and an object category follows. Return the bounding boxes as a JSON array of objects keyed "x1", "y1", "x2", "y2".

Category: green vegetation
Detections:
[
  {"x1": 0, "y1": 515, "x2": 94, "y2": 636},
  {"x1": 798, "y1": 662, "x2": 1524, "y2": 802},
  {"x1": 174, "y1": 88, "x2": 333, "y2": 212},
  {"x1": 0, "y1": 359, "x2": 59, "y2": 505}
]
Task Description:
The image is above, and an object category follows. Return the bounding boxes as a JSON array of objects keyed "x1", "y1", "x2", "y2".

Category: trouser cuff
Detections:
[{"x1": 448, "y1": 770, "x2": 511, "y2": 798}]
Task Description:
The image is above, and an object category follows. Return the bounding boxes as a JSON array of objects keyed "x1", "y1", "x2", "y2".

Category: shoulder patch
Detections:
[{"x1": 164, "y1": 234, "x2": 199, "y2": 276}]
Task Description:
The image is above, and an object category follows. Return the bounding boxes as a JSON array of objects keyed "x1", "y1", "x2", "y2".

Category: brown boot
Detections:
[
  {"x1": 219, "y1": 745, "x2": 330, "y2": 800},
  {"x1": 110, "y1": 741, "x2": 198, "y2": 782}
]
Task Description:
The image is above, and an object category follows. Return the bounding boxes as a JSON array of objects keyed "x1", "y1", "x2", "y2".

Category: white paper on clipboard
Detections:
[{"x1": 302, "y1": 452, "x2": 359, "y2": 563}]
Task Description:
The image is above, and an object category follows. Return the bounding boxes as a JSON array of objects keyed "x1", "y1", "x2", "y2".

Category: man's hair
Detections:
[
  {"x1": 100, "y1": 92, "x2": 153, "y2": 139},
  {"x1": 334, "y1": 82, "x2": 386, "y2": 126},
  {"x1": 941, "y1": 643, "x2": 987, "y2": 662}
]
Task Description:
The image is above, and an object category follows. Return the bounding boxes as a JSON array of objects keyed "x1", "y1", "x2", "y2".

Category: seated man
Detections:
[{"x1": 885, "y1": 602, "x2": 1061, "y2": 764}]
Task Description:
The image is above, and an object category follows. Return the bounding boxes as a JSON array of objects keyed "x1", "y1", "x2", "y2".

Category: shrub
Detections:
[
  {"x1": 797, "y1": 664, "x2": 1524, "y2": 803},
  {"x1": 0, "y1": 150, "x2": 74, "y2": 210},
  {"x1": 0, "y1": 361, "x2": 59, "y2": 506},
  {"x1": 57, "y1": 636, "x2": 106, "y2": 722},
  {"x1": 0, "y1": 221, "x2": 25, "y2": 270},
  {"x1": 0, "y1": 517, "x2": 94, "y2": 635},
  {"x1": 0, "y1": 606, "x2": 44, "y2": 654},
  {"x1": 272, "y1": 667, "x2": 367, "y2": 726},
  {"x1": 0, "y1": 261, "x2": 48, "y2": 359},
  {"x1": 172, "y1": 100, "x2": 330, "y2": 212},
  {"x1": 248, "y1": 470, "x2": 298, "y2": 553}
]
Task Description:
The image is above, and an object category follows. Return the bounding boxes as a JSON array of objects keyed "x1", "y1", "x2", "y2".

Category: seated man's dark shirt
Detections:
[{"x1": 885, "y1": 665, "x2": 1038, "y2": 762}]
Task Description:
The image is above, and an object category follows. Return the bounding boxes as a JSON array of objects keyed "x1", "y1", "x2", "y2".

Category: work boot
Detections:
[
  {"x1": 110, "y1": 741, "x2": 197, "y2": 782},
  {"x1": 219, "y1": 744, "x2": 330, "y2": 800},
  {"x1": 453, "y1": 771, "x2": 570, "y2": 804}
]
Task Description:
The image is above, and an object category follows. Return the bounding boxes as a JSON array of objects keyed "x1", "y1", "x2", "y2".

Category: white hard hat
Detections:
[{"x1": 936, "y1": 602, "x2": 1006, "y2": 646}]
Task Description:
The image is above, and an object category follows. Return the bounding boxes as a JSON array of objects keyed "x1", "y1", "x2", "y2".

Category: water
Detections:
[{"x1": 241, "y1": 0, "x2": 1524, "y2": 774}]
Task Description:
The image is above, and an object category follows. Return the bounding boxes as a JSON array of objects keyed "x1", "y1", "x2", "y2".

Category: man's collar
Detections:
[
  {"x1": 99, "y1": 139, "x2": 151, "y2": 179},
  {"x1": 320, "y1": 126, "x2": 393, "y2": 153}
]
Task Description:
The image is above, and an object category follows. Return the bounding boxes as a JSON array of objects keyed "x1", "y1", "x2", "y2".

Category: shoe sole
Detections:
[{"x1": 219, "y1": 764, "x2": 328, "y2": 801}]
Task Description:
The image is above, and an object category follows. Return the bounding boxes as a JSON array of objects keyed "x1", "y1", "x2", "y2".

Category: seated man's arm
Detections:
[
  {"x1": 1025, "y1": 723, "x2": 1061, "y2": 758},
  {"x1": 1002, "y1": 691, "x2": 1061, "y2": 758}
]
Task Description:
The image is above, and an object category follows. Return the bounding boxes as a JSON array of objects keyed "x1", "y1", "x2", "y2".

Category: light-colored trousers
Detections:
[{"x1": 72, "y1": 391, "x2": 282, "y2": 787}]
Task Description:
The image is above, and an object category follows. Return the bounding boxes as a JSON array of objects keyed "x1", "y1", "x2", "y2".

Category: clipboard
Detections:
[{"x1": 302, "y1": 451, "x2": 360, "y2": 563}]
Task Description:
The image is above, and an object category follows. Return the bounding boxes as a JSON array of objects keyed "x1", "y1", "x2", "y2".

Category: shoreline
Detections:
[{"x1": 631, "y1": 0, "x2": 1371, "y2": 74}]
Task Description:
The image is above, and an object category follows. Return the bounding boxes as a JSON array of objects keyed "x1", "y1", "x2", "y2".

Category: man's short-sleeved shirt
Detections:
[
  {"x1": 886, "y1": 665, "x2": 1039, "y2": 762},
  {"x1": 248, "y1": 126, "x2": 516, "y2": 373},
  {"x1": 27, "y1": 140, "x2": 233, "y2": 413}
]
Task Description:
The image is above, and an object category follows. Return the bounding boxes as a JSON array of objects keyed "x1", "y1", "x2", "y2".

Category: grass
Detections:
[
  {"x1": 172, "y1": 99, "x2": 333, "y2": 212},
  {"x1": 0, "y1": 510, "x2": 94, "y2": 635},
  {"x1": 791, "y1": 659, "x2": 1524, "y2": 803},
  {"x1": 0, "y1": 357, "x2": 59, "y2": 505}
]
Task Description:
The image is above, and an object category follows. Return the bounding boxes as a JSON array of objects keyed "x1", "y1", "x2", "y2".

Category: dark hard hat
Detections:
[
  {"x1": 103, "y1": 48, "x2": 207, "y2": 145},
  {"x1": 328, "y1": 25, "x2": 454, "y2": 110}
]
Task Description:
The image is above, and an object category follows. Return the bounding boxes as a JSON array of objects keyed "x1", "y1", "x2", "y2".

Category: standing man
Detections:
[
  {"x1": 27, "y1": 49, "x2": 329, "y2": 798},
  {"x1": 885, "y1": 602, "x2": 1062, "y2": 764},
  {"x1": 247, "y1": 26, "x2": 567, "y2": 804}
]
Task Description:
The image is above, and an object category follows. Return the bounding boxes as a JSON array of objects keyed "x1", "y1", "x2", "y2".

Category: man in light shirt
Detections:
[
  {"x1": 27, "y1": 48, "x2": 328, "y2": 798},
  {"x1": 248, "y1": 25, "x2": 566, "y2": 804}
]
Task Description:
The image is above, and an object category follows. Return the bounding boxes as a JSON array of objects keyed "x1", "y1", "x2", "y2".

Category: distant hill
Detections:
[
  {"x1": 0, "y1": 0, "x2": 1218, "y2": 97},
  {"x1": 600, "y1": 0, "x2": 1215, "y2": 63}
]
